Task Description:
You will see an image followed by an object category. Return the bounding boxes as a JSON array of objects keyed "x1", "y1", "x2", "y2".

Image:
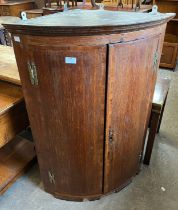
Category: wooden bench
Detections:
[
  {"x1": 143, "y1": 77, "x2": 171, "y2": 165},
  {"x1": 0, "y1": 45, "x2": 36, "y2": 194}
]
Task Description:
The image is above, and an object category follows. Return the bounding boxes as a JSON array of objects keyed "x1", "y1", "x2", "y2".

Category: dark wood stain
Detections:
[
  {"x1": 104, "y1": 35, "x2": 161, "y2": 193},
  {"x1": 6, "y1": 10, "x2": 173, "y2": 200},
  {"x1": 14, "y1": 43, "x2": 106, "y2": 197}
]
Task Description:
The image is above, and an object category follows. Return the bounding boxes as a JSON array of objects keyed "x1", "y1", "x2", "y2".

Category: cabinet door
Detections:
[
  {"x1": 14, "y1": 44, "x2": 106, "y2": 198},
  {"x1": 104, "y1": 36, "x2": 161, "y2": 193}
]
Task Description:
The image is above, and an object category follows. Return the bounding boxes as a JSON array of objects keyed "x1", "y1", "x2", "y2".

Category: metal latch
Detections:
[
  {"x1": 48, "y1": 171, "x2": 55, "y2": 184},
  {"x1": 27, "y1": 61, "x2": 38, "y2": 86},
  {"x1": 109, "y1": 128, "x2": 114, "y2": 143}
]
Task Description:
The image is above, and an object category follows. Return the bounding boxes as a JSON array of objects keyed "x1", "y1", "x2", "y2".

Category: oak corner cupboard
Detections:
[{"x1": 3, "y1": 9, "x2": 174, "y2": 201}]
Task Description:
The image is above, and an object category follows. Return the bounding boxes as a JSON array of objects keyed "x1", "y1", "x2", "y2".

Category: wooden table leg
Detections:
[
  {"x1": 157, "y1": 94, "x2": 168, "y2": 133},
  {"x1": 143, "y1": 110, "x2": 160, "y2": 165}
]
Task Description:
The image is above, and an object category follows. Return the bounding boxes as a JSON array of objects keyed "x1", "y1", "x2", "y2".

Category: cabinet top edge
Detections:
[{"x1": 3, "y1": 10, "x2": 175, "y2": 36}]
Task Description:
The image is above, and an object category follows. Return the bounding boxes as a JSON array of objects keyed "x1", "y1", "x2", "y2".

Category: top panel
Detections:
[{"x1": 3, "y1": 9, "x2": 175, "y2": 35}]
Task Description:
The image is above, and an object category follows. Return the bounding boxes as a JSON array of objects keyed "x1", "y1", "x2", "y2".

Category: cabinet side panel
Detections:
[
  {"x1": 13, "y1": 42, "x2": 106, "y2": 197},
  {"x1": 104, "y1": 34, "x2": 162, "y2": 193}
]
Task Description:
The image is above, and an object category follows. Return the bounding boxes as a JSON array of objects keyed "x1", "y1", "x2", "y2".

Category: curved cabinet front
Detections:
[
  {"x1": 104, "y1": 35, "x2": 162, "y2": 193},
  {"x1": 14, "y1": 43, "x2": 107, "y2": 200},
  {"x1": 8, "y1": 14, "x2": 169, "y2": 200}
]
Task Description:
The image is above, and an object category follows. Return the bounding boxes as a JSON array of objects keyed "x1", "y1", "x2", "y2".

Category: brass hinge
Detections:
[
  {"x1": 153, "y1": 51, "x2": 159, "y2": 72},
  {"x1": 48, "y1": 171, "x2": 55, "y2": 184},
  {"x1": 27, "y1": 61, "x2": 38, "y2": 86}
]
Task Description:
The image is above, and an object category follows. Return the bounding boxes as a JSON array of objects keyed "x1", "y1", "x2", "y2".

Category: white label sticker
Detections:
[
  {"x1": 14, "y1": 36, "x2": 20, "y2": 42},
  {"x1": 65, "y1": 57, "x2": 77, "y2": 64}
]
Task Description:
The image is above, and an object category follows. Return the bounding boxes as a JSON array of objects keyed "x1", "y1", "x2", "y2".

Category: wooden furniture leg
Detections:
[
  {"x1": 135, "y1": 0, "x2": 141, "y2": 11},
  {"x1": 143, "y1": 110, "x2": 160, "y2": 165},
  {"x1": 118, "y1": 0, "x2": 123, "y2": 8},
  {"x1": 157, "y1": 94, "x2": 168, "y2": 133},
  {"x1": 56, "y1": 0, "x2": 60, "y2": 6},
  {"x1": 45, "y1": 0, "x2": 51, "y2": 7},
  {"x1": 143, "y1": 77, "x2": 170, "y2": 166}
]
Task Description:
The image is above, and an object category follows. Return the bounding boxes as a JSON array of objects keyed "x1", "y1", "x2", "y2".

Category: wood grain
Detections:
[
  {"x1": 9, "y1": 11, "x2": 172, "y2": 200},
  {"x1": 24, "y1": 9, "x2": 43, "y2": 19},
  {"x1": 0, "y1": 0, "x2": 35, "y2": 17},
  {"x1": 160, "y1": 42, "x2": 178, "y2": 69},
  {"x1": 0, "y1": 81, "x2": 29, "y2": 148},
  {"x1": 156, "y1": 0, "x2": 178, "y2": 19},
  {"x1": 0, "y1": 81, "x2": 22, "y2": 114},
  {"x1": 0, "y1": 136, "x2": 36, "y2": 194},
  {"x1": 143, "y1": 77, "x2": 171, "y2": 165},
  {"x1": 0, "y1": 45, "x2": 20, "y2": 85},
  {"x1": 14, "y1": 43, "x2": 106, "y2": 198},
  {"x1": 156, "y1": 0, "x2": 178, "y2": 68},
  {"x1": 152, "y1": 77, "x2": 171, "y2": 109},
  {"x1": 104, "y1": 35, "x2": 161, "y2": 193}
]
